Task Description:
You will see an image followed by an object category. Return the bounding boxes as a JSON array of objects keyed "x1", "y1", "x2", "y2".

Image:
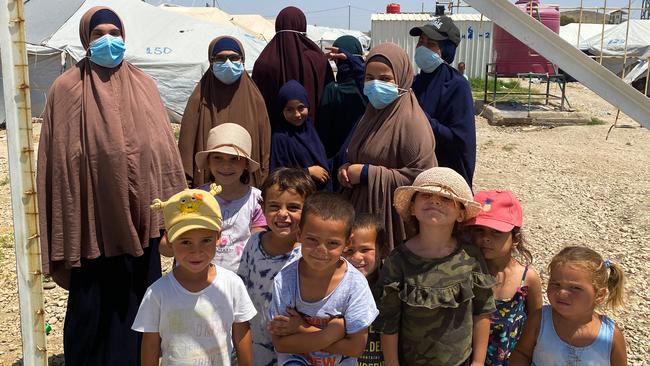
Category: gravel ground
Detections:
[{"x1": 0, "y1": 82, "x2": 648, "y2": 364}]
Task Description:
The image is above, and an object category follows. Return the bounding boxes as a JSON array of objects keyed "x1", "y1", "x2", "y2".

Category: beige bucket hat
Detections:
[
  {"x1": 195, "y1": 123, "x2": 260, "y2": 172},
  {"x1": 394, "y1": 167, "x2": 482, "y2": 220}
]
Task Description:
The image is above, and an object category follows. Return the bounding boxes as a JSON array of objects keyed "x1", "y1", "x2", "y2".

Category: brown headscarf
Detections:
[
  {"x1": 345, "y1": 43, "x2": 437, "y2": 250},
  {"x1": 252, "y1": 6, "x2": 334, "y2": 128},
  {"x1": 37, "y1": 7, "x2": 186, "y2": 288},
  {"x1": 178, "y1": 36, "x2": 270, "y2": 187}
]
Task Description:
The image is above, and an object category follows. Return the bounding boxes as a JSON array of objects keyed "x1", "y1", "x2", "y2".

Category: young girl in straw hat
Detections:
[
  {"x1": 374, "y1": 167, "x2": 496, "y2": 366},
  {"x1": 192, "y1": 123, "x2": 267, "y2": 272}
]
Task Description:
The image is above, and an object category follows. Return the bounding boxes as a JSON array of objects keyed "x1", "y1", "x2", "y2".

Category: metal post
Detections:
[
  {"x1": 527, "y1": 74, "x2": 532, "y2": 116},
  {"x1": 348, "y1": 3, "x2": 351, "y2": 30},
  {"x1": 577, "y1": 0, "x2": 584, "y2": 49},
  {"x1": 545, "y1": 73, "x2": 550, "y2": 105},
  {"x1": 599, "y1": 0, "x2": 607, "y2": 65},
  {"x1": 0, "y1": 0, "x2": 47, "y2": 364},
  {"x1": 483, "y1": 64, "x2": 488, "y2": 103}
]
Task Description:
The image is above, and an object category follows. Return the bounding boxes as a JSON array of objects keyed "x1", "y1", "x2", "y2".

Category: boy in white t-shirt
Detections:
[
  {"x1": 268, "y1": 192, "x2": 379, "y2": 366},
  {"x1": 133, "y1": 184, "x2": 257, "y2": 366}
]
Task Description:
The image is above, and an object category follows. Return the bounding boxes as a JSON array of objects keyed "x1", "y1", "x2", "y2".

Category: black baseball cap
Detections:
[{"x1": 409, "y1": 16, "x2": 461, "y2": 46}]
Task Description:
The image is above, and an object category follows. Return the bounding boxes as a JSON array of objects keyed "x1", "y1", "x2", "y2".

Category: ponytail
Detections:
[{"x1": 604, "y1": 261, "x2": 626, "y2": 310}]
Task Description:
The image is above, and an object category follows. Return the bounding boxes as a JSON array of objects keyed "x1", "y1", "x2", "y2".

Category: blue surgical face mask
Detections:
[
  {"x1": 414, "y1": 46, "x2": 444, "y2": 73},
  {"x1": 212, "y1": 59, "x2": 244, "y2": 85},
  {"x1": 363, "y1": 80, "x2": 406, "y2": 109},
  {"x1": 89, "y1": 34, "x2": 125, "y2": 68}
]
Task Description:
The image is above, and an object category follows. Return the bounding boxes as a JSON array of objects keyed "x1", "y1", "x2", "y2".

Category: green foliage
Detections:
[
  {"x1": 588, "y1": 117, "x2": 607, "y2": 125},
  {"x1": 560, "y1": 15, "x2": 576, "y2": 26}
]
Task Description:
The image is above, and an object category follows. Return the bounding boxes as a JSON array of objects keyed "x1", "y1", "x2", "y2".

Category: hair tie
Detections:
[{"x1": 603, "y1": 259, "x2": 612, "y2": 268}]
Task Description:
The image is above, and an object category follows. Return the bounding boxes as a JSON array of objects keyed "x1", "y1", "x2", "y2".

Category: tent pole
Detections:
[{"x1": 0, "y1": 0, "x2": 47, "y2": 364}]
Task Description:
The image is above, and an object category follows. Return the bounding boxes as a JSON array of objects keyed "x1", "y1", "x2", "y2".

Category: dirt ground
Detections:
[{"x1": 0, "y1": 82, "x2": 648, "y2": 364}]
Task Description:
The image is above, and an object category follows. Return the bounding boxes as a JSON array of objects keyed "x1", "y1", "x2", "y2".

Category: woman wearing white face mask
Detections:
[
  {"x1": 338, "y1": 43, "x2": 437, "y2": 250},
  {"x1": 410, "y1": 17, "x2": 477, "y2": 189},
  {"x1": 179, "y1": 36, "x2": 271, "y2": 188},
  {"x1": 37, "y1": 6, "x2": 186, "y2": 366}
]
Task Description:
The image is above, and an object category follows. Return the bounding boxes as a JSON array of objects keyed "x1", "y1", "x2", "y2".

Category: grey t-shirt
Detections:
[{"x1": 269, "y1": 258, "x2": 379, "y2": 366}]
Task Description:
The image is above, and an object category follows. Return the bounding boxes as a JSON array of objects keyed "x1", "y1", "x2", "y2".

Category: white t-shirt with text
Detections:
[{"x1": 132, "y1": 266, "x2": 257, "y2": 366}]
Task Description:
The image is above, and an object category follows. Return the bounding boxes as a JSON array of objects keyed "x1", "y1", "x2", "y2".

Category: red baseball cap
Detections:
[{"x1": 464, "y1": 190, "x2": 522, "y2": 232}]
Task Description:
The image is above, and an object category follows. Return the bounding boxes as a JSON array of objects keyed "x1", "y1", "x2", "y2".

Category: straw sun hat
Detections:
[
  {"x1": 194, "y1": 123, "x2": 260, "y2": 172},
  {"x1": 394, "y1": 167, "x2": 482, "y2": 220}
]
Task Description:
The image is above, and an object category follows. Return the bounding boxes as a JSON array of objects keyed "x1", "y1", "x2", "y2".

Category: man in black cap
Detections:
[{"x1": 410, "y1": 16, "x2": 477, "y2": 189}]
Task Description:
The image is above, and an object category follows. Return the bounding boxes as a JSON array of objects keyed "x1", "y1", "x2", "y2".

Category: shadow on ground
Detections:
[{"x1": 11, "y1": 354, "x2": 64, "y2": 365}]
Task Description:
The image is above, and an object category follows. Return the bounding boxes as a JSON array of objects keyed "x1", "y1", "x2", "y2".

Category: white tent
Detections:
[
  {"x1": 306, "y1": 25, "x2": 370, "y2": 52},
  {"x1": 159, "y1": 5, "x2": 371, "y2": 53},
  {"x1": 43, "y1": 0, "x2": 267, "y2": 120},
  {"x1": 585, "y1": 20, "x2": 650, "y2": 81},
  {"x1": 159, "y1": 5, "x2": 275, "y2": 42},
  {"x1": 559, "y1": 23, "x2": 615, "y2": 50}
]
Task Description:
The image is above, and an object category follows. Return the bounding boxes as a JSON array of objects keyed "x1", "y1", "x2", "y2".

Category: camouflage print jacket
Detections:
[{"x1": 373, "y1": 243, "x2": 496, "y2": 366}]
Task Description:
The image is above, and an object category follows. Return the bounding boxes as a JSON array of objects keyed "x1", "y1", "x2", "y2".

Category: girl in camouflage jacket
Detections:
[{"x1": 374, "y1": 167, "x2": 496, "y2": 366}]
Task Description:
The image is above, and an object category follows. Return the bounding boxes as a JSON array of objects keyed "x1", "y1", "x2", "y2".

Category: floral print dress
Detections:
[{"x1": 486, "y1": 266, "x2": 529, "y2": 365}]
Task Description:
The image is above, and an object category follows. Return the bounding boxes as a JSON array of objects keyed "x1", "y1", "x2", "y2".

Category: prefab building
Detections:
[{"x1": 371, "y1": 13, "x2": 493, "y2": 79}]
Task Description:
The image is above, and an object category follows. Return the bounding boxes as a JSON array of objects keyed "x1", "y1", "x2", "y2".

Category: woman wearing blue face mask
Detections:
[
  {"x1": 338, "y1": 43, "x2": 437, "y2": 250},
  {"x1": 410, "y1": 18, "x2": 477, "y2": 189},
  {"x1": 37, "y1": 6, "x2": 186, "y2": 366},
  {"x1": 179, "y1": 36, "x2": 271, "y2": 188}
]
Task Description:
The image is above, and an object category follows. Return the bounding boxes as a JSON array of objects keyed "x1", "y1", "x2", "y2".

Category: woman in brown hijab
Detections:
[
  {"x1": 252, "y1": 6, "x2": 334, "y2": 128},
  {"x1": 338, "y1": 43, "x2": 437, "y2": 249},
  {"x1": 178, "y1": 36, "x2": 270, "y2": 187},
  {"x1": 36, "y1": 7, "x2": 186, "y2": 365}
]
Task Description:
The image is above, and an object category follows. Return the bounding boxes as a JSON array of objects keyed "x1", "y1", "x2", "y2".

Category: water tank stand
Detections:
[{"x1": 483, "y1": 63, "x2": 568, "y2": 116}]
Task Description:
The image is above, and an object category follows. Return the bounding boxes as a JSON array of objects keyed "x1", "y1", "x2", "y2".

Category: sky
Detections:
[{"x1": 149, "y1": 0, "x2": 643, "y2": 31}]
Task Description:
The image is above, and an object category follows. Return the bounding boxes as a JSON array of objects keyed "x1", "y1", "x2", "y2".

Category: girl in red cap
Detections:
[{"x1": 464, "y1": 190, "x2": 543, "y2": 365}]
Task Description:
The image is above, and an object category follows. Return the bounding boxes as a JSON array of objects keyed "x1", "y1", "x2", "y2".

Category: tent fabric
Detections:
[
  {"x1": 559, "y1": 23, "x2": 615, "y2": 51},
  {"x1": 160, "y1": 5, "x2": 276, "y2": 42},
  {"x1": 306, "y1": 25, "x2": 371, "y2": 52},
  {"x1": 585, "y1": 20, "x2": 650, "y2": 79},
  {"x1": 586, "y1": 20, "x2": 650, "y2": 59}
]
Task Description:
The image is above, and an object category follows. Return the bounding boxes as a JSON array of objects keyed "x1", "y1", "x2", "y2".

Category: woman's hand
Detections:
[
  {"x1": 346, "y1": 164, "x2": 364, "y2": 185},
  {"x1": 337, "y1": 163, "x2": 352, "y2": 188},
  {"x1": 308, "y1": 166, "x2": 329, "y2": 183},
  {"x1": 325, "y1": 46, "x2": 348, "y2": 61}
]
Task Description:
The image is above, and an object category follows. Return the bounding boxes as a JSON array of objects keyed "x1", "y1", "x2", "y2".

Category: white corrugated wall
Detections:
[{"x1": 371, "y1": 14, "x2": 493, "y2": 79}]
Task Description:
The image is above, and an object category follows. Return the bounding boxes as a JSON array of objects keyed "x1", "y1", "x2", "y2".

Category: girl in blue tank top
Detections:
[{"x1": 509, "y1": 246, "x2": 627, "y2": 366}]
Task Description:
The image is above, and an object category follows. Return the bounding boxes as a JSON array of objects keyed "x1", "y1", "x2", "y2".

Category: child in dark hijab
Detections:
[{"x1": 271, "y1": 80, "x2": 331, "y2": 191}]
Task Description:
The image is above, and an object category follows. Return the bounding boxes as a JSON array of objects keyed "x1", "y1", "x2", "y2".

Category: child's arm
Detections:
[
  {"x1": 471, "y1": 314, "x2": 491, "y2": 366},
  {"x1": 380, "y1": 333, "x2": 400, "y2": 366},
  {"x1": 271, "y1": 317, "x2": 346, "y2": 353},
  {"x1": 140, "y1": 332, "x2": 161, "y2": 366},
  {"x1": 525, "y1": 267, "x2": 543, "y2": 314},
  {"x1": 509, "y1": 309, "x2": 541, "y2": 366},
  {"x1": 233, "y1": 321, "x2": 253, "y2": 366},
  {"x1": 321, "y1": 327, "x2": 368, "y2": 357},
  {"x1": 267, "y1": 307, "x2": 317, "y2": 336},
  {"x1": 610, "y1": 324, "x2": 627, "y2": 366}
]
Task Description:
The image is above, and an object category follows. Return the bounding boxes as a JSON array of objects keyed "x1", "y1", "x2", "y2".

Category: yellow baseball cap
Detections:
[{"x1": 151, "y1": 184, "x2": 223, "y2": 243}]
